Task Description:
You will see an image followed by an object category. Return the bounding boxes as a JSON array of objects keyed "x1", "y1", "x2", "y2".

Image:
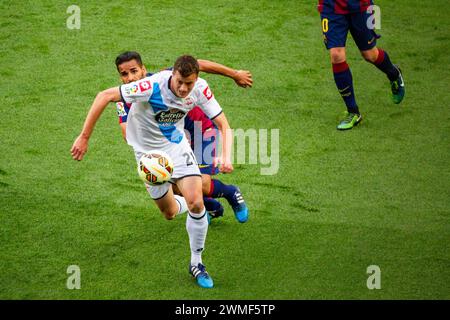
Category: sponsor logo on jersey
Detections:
[
  {"x1": 139, "y1": 80, "x2": 152, "y2": 92},
  {"x1": 184, "y1": 97, "x2": 194, "y2": 107},
  {"x1": 203, "y1": 86, "x2": 213, "y2": 100},
  {"x1": 116, "y1": 102, "x2": 128, "y2": 117},
  {"x1": 155, "y1": 108, "x2": 186, "y2": 126},
  {"x1": 130, "y1": 84, "x2": 139, "y2": 94}
]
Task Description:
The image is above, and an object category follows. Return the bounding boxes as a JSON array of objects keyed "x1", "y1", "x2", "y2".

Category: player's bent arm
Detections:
[
  {"x1": 71, "y1": 87, "x2": 121, "y2": 161},
  {"x1": 198, "y1": 59, "x2": 253, "y2": 88},
  {"x1": 212, "y1": 113, "x2": 233, "y2": 173}
]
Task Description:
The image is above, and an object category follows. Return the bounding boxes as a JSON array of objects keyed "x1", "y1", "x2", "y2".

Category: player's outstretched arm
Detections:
[
  {"x1": 198, "y1": 59, "x2": 253, "y2": 88},
  {"x1": 212, "y1": 113, "x2": 233, "y2": 173},
  {"x1": 71, "y1": 87, "x2": 121, "y2": 161}
]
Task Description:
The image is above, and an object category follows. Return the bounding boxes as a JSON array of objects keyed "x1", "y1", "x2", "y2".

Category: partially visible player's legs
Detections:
[
  {"x1": 350, "y1": 11, "x2": 405, "y2": 104},
  {"x1": 208, "y1": 179, "x2": 248, "y2": 223},
  {"x1": 321, "y1": 13, "x2": 362, "y2": 130},
  {"x1": 201, "y1": 174, "x2": 224, "y2": 220},
  {"x1": 195, "y1": 126, "x2": 246, "y2": 223},
  {"x1": 201, "y1": 173, "x2": 212, "y2": 195},
  {"x1": 171, "y1": 179, "x2": 221, "y2": 222},
  {"x1": 148, "y1": 183, "x2": 188, "y2": 220},
  {"x1": 330, "y1": 47, "x2": 362, "y2": 130},
  {"x1": 176, "y1": 175, "x2": 213, "y2": 288},
  {"x1": 192, "y1": 132, "x2": 224, "y2": 222},
  {"x1": 361, "y1": 47, "x2": 405, "y2": 104}
]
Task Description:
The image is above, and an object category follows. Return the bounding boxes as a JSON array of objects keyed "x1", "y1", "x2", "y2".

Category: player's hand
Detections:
[
  {"x1": 214, "y1": 157, "x2": 233, "y2": 173},
  {"x1": 233, "y1": 70, "x2": 253, "y2": 88},
  {"x1": 71, "y1": 134, "x2": 89, "y2": 161},
  {"x1": 220, "y1": 161, "x2": 233, "y2": 173}
]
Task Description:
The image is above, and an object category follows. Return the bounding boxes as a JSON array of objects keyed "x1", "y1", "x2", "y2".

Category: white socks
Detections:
[
  {"x1": 174, "y1": 195, "x2": 188, "y2": 215},
  {"x1": 173, "y1": 196, "x2": 208, "y2": 266},
  {"x1": 186, "y1": 208, "x2": 208, "y2": 266}
]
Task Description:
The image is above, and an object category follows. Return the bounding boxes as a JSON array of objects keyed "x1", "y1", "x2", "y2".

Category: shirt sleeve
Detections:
[
  {"x1": 195, "y1": 79, "x2": 223, "y2": 120},
  {"x1": 120, "y1": 77, "x2": 154, "y2": 103}
]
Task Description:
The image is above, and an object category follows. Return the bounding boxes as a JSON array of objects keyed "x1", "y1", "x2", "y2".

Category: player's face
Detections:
[
  {"x1": 171, "y1": 70, "x2": 198, "y2": 98},
  {"x1": 118, "y1": 60, "x2": 147, "y2": 84}
]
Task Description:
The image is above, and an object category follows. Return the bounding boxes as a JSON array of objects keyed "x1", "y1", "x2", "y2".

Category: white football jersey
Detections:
[{"x1": 120, "y1": 70, "x2": 222, "y2": 154}]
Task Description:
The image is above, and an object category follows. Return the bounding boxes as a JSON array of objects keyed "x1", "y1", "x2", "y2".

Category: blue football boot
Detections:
[
  {"x1": 229, "y1": 187, "x2": 248, "y2": 223},
  {"x1": 189, "y1": 263, "x2": 214, "y2": 289}
]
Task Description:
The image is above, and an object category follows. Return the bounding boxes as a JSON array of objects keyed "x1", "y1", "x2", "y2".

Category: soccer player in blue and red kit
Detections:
[
  {"x1": 318, "y1": 0, "x2": 405, "y2": 130},
  {"x1": 115, "y1": 51, "x2": 250, "y2": 223},
  {"x1": 184, "y1": 106, "x2": 248, "y2": 222}
]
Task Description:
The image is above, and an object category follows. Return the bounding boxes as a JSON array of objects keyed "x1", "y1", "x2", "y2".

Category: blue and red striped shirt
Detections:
[
  {"x1": 184, "y1": 106, "x2": 216, "y2": 136},
  {"x1": 318, "y1": 0, "x2": 373, "y2": 14}
]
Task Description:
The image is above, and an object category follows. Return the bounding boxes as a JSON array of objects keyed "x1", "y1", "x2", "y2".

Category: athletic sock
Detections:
[
  {"x1": 186, "y1": 207, "x2": 208, "y2": 266},
  {"x1": 174, "y1": 195, "x2": 188, "y2": 215},
  {"x1": 203, "y1": 197, "x2": 222, "y2": 213},
  {"x1": 332, "y1": 61, "x2": 360, "y2": 114},
  {"x1": 209, "y1": 179, "x2": 239, "y2": 208},
  {"x1": 372, "y1": 48, "x2": 400, "y2": 81}
]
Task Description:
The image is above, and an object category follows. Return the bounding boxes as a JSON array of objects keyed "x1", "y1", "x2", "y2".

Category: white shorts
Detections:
[
  {"x1": 134, "y1": 138, "x2": 201, "y2": 200},
  {"x1": 144, "y1": 181, "x2": 171, "y2": 200}
]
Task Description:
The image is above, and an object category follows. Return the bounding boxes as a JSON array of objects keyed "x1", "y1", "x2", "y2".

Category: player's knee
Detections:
[
  {"x1": 201, "y1": 175, "x2": 212, "y2": 196},
  {"x1": 186, "y1": 198, "x2": 204, "y2": 214},
  {"x1": 330, "y1": 48, "x2": 346, "y2": 64},
  {"x1": 362, "y1": 53, "x2": 375, "y2": 63},
  {"x1": 161, "y1": 208, "x2": 177, "y2": 220},
  {"x1": 202, "y1": 183, "x2": 210, "y2": 196},
  {"x1": 164, "y1": 213, "x2": 176, "y2": 220},
  {"x1": 361, "y1": 49, "x2": 378, "y2": 63}
]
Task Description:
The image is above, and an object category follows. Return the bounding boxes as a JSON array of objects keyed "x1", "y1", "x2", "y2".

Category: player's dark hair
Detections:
[
  {"x1": 115, "y1": 51, "x2": 143, "y2": 70},
  {"x1": 173, "y1": 55, "x2": 199, "y2": 77}
]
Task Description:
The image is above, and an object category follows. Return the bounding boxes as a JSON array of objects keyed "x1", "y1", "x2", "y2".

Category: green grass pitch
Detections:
[{"x1": 0, "y1": 0, "x2": 449, "y2": 299}]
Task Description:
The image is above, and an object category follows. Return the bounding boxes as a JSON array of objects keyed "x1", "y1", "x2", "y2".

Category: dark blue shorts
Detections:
[
  {"x1": 192, "y1": 128, "x2": 219, "y2": 176},
  {"x1": 198, "y1": 164, "x2": 219, "y2": 175},
  {"x1": 320, "y1": 11, "x2": 379, "y2": 51}
]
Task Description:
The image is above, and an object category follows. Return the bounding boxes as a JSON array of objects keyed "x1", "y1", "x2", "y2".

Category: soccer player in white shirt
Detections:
[
  {"x1": 71, "y1": 55, "x2": 234, "y2": 289},
  {"x1": 114, "y1": 51, "x2": 250, "y2": 223}
]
